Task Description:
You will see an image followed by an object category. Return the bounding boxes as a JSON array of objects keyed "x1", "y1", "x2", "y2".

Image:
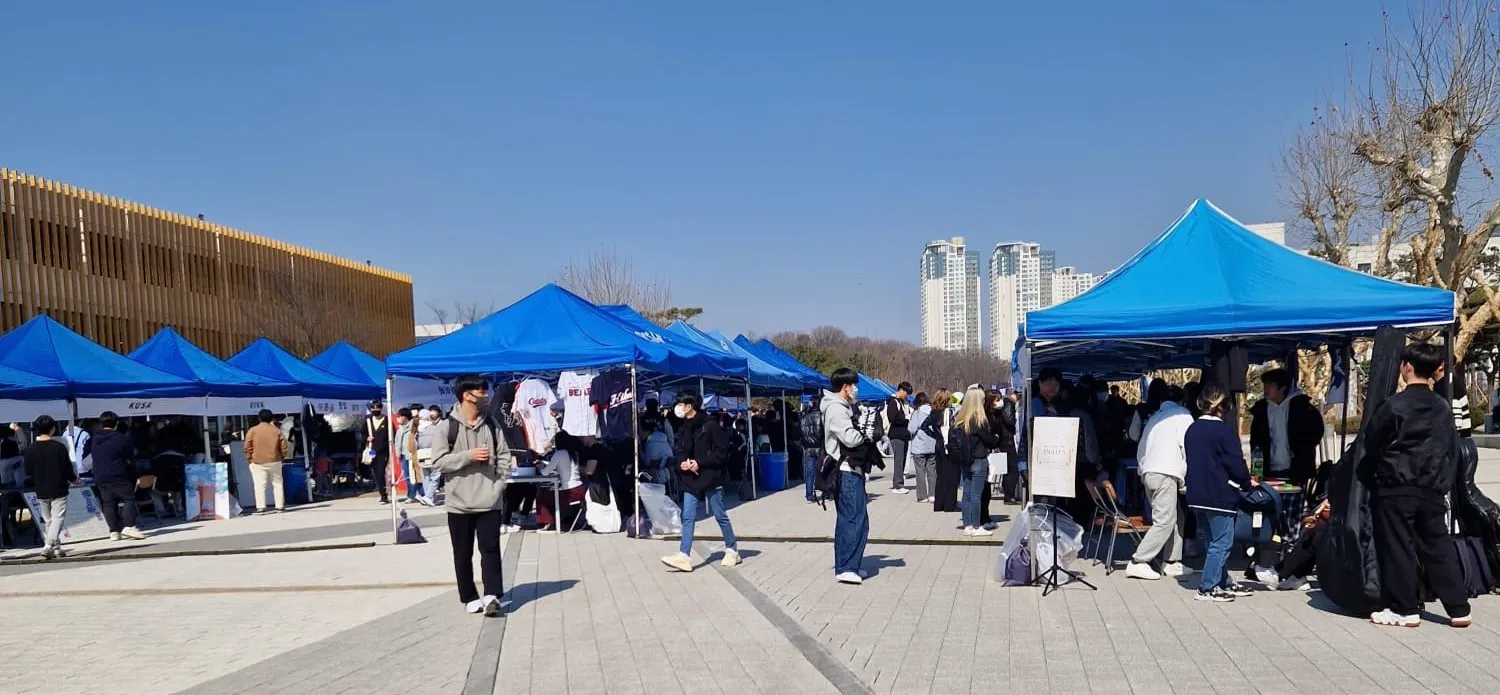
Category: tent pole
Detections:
[
  {"x1": 201, "y1": 415, "x2": 213, "y2": 466},
  {"x1": 781, "y1": 389, "x2": 788, "y2": 488},
  {"x1": 300, "y1": 404, "x2": 314, "y2": 503},
  {"x1": 631, "y1": 364, "x2": 641, "y2": 534},
  {"x1": 747, "y1": 381, "x2": 756, "y2": 500},
  {"x1": 387, "y1": 376, "x2": 399, "y2": 539}
]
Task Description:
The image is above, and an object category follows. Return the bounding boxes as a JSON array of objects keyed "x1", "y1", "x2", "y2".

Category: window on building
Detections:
[
  {"x1": 1356, "y1": 263, "x2": 1372, "y2": 273},
  {"x1": 185, "y1": 253, "x2": 219, "y2": 294},
  {"x1": 87, "y1": 232, "x2": 131, "y2": 281},
  {"x1": 141, "y1": 243, "x2": 177, "y2": 288},
  {"x1": 28, "y1": 218, "x2": 79, "y2": 270}
]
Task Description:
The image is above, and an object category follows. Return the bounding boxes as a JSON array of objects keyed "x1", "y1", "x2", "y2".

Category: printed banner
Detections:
[
  {"x1": 185, "y1": 462, "x2": 231, "y2": 521},
  {"x1": 23, "y1": 487, "x2": 110, "y2": 543},
  {"x1": 203, "y1": 396, "x2": 304, "y2": 417},
  {"x1": 75, "y1": 397, "x2": 207, "y2": 418},
  {"x1": 1029, "y1": 416, "x2": 1080, "y2": 498}
]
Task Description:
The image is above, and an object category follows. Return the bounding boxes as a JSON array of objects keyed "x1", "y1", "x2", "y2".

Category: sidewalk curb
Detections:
[{"x1": 0, "y1": 541, "x2": 377, "y2": 566}]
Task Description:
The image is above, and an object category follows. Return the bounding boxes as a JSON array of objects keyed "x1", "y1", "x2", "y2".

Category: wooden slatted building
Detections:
[{"x1": 0, "y1": 169, "x2": 413, "y2": 359}]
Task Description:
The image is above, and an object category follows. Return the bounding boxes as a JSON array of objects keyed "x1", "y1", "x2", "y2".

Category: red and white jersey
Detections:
[{"x1": 512, "y1": 378, "x2": 559, "y2": 452}]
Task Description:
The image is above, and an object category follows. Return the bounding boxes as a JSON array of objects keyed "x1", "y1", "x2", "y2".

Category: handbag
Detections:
[{"x1": 395, "y1": 510, "x2": 427, "y2": 544}]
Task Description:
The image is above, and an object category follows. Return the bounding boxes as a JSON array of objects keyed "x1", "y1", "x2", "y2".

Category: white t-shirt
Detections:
[
  {"x1": 547, "y1": 449, "x2": 586, "y2": 490},
  {"x1": 513, "y1": 378, "x2": 559, "y2": 452},
  {"x1": 558, "y1": 370, "x2": 600, "y2": 437}
]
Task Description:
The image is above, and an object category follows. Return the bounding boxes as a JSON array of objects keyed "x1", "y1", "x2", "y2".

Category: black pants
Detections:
[
  {"x1": 1277, "y1": 523, "x2": 1322, "y2": 580},
  {"x1": 448, "y1": 509, "x2": 504, "y2": 604},
  {"x1": 504, "y1": 483, "x2": 537, "y2": 521},
  {"x1": 890, "y1": 438, "x2": 908, "y2": 490},
  {"x1": 1374, "y1": 494, "x2": 1470, "y2": 618},
  {"x1": 97, "y1": 482, "x2": 138, "y2": 532},
  {"x1": 1001, "y1": 471, "x2": 1021, "y2": 502},
  {"x1": 606, "y1": 439, "x2": 637, "y2": 516},
  {"x1": 372, "y1": 454, "x2": 390, "y2": 501}
]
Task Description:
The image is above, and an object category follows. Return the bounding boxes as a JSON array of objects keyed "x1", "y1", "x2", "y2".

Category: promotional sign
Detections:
[
  {"x1": 1029, "y1": 416, "x2": 1079, "y2": 498},
  {"x1": 74, "y1": 397, "x2": 207, "y2": 418},
  {"x1": 23, "y1": 487, "x2": 110, "y2": 543},
  {"x1": 0, "y1": 399, "x2": 71, "y2": 422},
  {"x1": 305, "y1": 399, "x2": 371, "y2": 415},
  {"x1": 203, "y1": 395, "x2": 304, "y2": 417},
  {"x1": 185, "y1": 461, "x2": 232, "y2": 521},
  {"x1": 390, "y1": 377, "x2": 454, "y2": 408}
]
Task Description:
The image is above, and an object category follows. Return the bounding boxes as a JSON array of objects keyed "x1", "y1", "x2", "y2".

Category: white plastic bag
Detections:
[
  {"x1": 637, "y1": 483, "x2": 682, "y2": 535},
  {"x1": 587, "y1": 495, "x2": 622, "y2": 533},
  {"x1": 1031, "y1": 503, "x2": 1083, "y2": 572}
]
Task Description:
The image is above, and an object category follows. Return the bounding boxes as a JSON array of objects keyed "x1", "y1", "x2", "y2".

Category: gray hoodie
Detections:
[
  {"x1": 429, "y1": 403, "x2": 515, "y2": 513},
  {"x1": 820, "y1": 390, "x2": 867, "y2": 460}
]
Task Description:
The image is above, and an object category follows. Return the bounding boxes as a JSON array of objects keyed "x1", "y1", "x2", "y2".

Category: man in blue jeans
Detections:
[
  {"x1": 822, "y1": 368, "x2": 871, "y2": 585},
  {"x1": 800, "y1": 399, "x2": 825, "y2": 503},
  {"x1": 661, "y1": 390, "x2": 741, "y2": 572}
]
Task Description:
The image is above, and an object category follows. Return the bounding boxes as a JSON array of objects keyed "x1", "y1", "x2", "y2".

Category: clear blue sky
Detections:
[{"x1": 1, "y1": 1, "x2": 1390, "y2": 343}]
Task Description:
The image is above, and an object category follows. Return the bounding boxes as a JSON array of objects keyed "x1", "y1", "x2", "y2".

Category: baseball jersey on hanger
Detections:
[
  {"x1": 558, "y1": 369, "x2": 600, "y2": 437},
  {"x1": 512, "y1": 378, "x2": 559, "y2": 452}
]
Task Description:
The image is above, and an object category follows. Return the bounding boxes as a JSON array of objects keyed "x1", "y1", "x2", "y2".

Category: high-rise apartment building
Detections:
[
  {"x1": 920, "y1": 236, "x2": 981, "y2": 352},
  {"x1": 988, "y1": 242, "x2": 1045, "y2": 358},
  {"x1": 1050, "y1": 266, "x2": 1098, "y2": 305}
]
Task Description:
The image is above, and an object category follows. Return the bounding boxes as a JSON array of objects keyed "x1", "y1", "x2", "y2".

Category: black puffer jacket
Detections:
[
  {"x1": 1358, "y1": 384, "x2": 1458, "y2": 503},
  {"x1": 674, "y1": 413, "x2": 732, "y2": 495}
]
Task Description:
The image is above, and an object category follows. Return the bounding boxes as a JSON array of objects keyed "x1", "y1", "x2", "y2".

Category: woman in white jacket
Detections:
[{"x1": 1125, "y1": 383, "x2": 1194, "y2": 581}]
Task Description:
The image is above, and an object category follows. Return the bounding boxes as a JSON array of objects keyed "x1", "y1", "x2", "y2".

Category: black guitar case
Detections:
[
  {"x1": 1448, "y1": 367, "x2": 1500, "y2": 585},
  {"x1": 1317, "y1": 327, "x2": 1404, "y2": 615}
]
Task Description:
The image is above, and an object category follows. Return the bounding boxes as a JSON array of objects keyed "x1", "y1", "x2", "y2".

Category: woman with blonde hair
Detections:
[{"x1": 951, "y1": 386, "x2": 1003, "y2": 536}]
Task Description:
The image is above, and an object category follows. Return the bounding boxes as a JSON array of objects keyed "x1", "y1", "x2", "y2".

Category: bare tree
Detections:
[
  {"x1": 558, "y1": 246, "x2": 672, "y2": 317},
  {"x1": 1283, "y1": 102, "x2": 1367, "y2": 267},
  {"x1": 426, "y1": 299, "x2": 496, "y2": 327},
  {"x1": 1348, "y1": 0, "x2": 1500, "y2": 358}
]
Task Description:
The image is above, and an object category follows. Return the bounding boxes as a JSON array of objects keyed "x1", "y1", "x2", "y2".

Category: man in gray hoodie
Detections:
[
  {"x1": 430, "y1": 374, "x2": 515, "y2": 617},
  {"x1": 823, "y1": 368, "x2": 871, "y2": 585}
]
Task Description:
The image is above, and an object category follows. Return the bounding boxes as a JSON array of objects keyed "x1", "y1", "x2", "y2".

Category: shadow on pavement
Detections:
[{"x1": 507, "y1": 579, "x2": 580, "y2": 612}]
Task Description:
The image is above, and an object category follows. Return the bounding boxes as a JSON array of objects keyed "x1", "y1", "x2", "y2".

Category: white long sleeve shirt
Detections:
[{"x1": 1136, "y1": 402, "x2": 1193, "y2": 481}]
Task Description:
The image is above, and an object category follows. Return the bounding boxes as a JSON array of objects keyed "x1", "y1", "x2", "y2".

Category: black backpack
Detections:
[
  {"x1": 812, "y1": 452, "x2": 841, "y2": 509},
  {"x1": 946, "y1": 427, "x2": 973, "y2": 464}
]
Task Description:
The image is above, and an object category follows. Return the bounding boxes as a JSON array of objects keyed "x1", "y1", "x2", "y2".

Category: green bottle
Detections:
[{"x1": 1250, "y1": 447, "x2": 1264, "y2": 479}]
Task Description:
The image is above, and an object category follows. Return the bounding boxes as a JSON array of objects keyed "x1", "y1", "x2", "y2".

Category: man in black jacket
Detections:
[
  {"x1": 1362, "y1": 342, "x2": 1470, "y2": 628},
  {"x1": 661, "y1": 390, "x2": 741, "y2": 573},
  {"x1": 1250, "y1": 368, "x2": 1325, "y2": 492},
  {"x1": 885, "y1": 382, "x2": 913, "y2": 494},
  {"x1": 85, "y1": 411, "x2": 147, "y2": 541}
]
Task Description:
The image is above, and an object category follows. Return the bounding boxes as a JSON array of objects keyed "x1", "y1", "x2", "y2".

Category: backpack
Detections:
[
  {"x1": 445, "y1": 415, "x2": 499, "y2": 456},
  {"x1": 1234, "y1": 483, "x2": 1283, "y2": 546},
  {"x1": 799, "y1": 408, "x2": 824, "y2": 448},
  {"x1": 812, "y1": 453, "x2": 841, "y2": 509},
  {"x1": 946, "y1": 428, "x2": 974, "y2": 464}
]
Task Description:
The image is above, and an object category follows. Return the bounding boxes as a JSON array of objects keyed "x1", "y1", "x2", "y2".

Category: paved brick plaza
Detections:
[{"x1": 5, "y1": 453, "x2": 1500, "y2": 694}]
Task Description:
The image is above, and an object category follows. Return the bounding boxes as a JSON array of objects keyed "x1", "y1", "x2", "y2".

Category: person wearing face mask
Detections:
[
  {"x1": 822, "y1": 368, "x2": 872, "y2": 585},
  {"x1": 661, "y1": 390, "x2": 741, "y2": 572},
  {"x1": 365, "y1": 401, "x2": 391, "y2": 504},
  {"x1": 430, "y1": 374, "x2": 513, "y2": 617},
  {"x1": 414, "y1": 405, "x2": 442, "y2": 506}
]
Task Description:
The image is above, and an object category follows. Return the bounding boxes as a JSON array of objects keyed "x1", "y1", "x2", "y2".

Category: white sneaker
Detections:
[
  {"x1": 1370, "y1": 609, "x2": 1420, "y2": 628},
  {"x1": 1253, "y1": 565, "x2": 1279, "y2": 586},
  {"x1": 660, "y1": 552, "x2": 694, "y2": 572},
  {"x1": 465, "y1": 599, "x2": 485, "y2": 615},
  {"x1": 721, "y1": 549, "x2": 742, "y2": 567},
  {"x1": 1161, "y1": 563, "x2": 1188, "y2": 578},
  {"x1": 482, "y1": 595, "x2": 503, "y2": 617},
  {"x1": 40, "y1": 547, "x2": 56, "y2": 560},
  {"x1": 969, "y1": 527, "x2": 995, "y2": 537},
  {"x1": 1277, "y1": 577, "x2": 1310, "y2": 591},
  {"x1": 892, "y1": 488, "x2": 911, "y2": 495},
  {"x1": 121, "y1": 527, "x2": 146, "y2": 541},
  {"x1": 836, "y1": 571, "x2": 863, "y2": 585},
  {"x1": 1125, "y1": 562, "x2": 1161, "y2": 581},
  {"x1": 109, "y1": 532, "x2": 122, "y2": 542}
]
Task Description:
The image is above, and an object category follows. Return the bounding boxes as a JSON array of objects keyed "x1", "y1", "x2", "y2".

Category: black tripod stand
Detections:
[{"x1": 1031, "y1": 502, "x2": 1097, "y2": 596}]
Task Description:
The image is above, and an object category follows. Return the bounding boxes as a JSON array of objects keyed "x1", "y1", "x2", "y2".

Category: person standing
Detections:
[
  {"x1": 430, "y1": 375, "x2": 513, "y2": 617},
  {"x1": 800, "y1": 399, "x2": 826, "y2": 504},
  {"x1": 25, "y1": 415, "x2": 77, "y2": 559},
  {"x1": 1184, "y1": 385, "x2": 1254, "y2": 602},
  {"x1": 661, "y1": 390, "x2": 741, "y2": 572},
  {"x1": 823, "y1": 368, "x2": 871, "y2": 585},
  {"x1": 1000, "y1": 390, "x2": 1023, "y2": 504},
  {"x1": 415, "y1": 405, "x2": 442, "y2": 506},
  {"x1": 365, "y1": 402, "x2": 391, "y2": 504},
  {"x1": 952, "y1": 386, "x2": 1002, "y2": 537},
  {"x1": 1125, "y1": 382, "x2": 1194, "y2": 581},
  {"x1": 1362, "y1": 343, "x2": 1471, "y2": 628},
  {"x1": 885, "y1": 382, "x2": 913, "y2": 495},
  {"x1": 86, "y1": 411, "x2": 146, "y2": 541},
  {"x1": 907, "y1": 393, "x2": 938, "y2": 503},
  {"x1": 932, "y1": 390, "x2": 961, "y2": 513},
  {"x1": 1250, "y1": 368, "x2": 1325, "y2": 492},
  {"x1": 243, "y1": 409, "x2": 291, "y2": 514}
]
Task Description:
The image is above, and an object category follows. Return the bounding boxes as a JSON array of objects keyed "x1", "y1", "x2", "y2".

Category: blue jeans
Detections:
[
  {"x1": 680, "y1": 486, "x2": 736, "y2": 556},
  {"x1": 422, "y1": 467, "x2": 443, "y2": 503},
  {"x1": 960, "y1": 459, "x2": 990, "y2": 528},
  {"x1": 1195, "y1": 509, "x2": 1236, "y2": 593},
  {"x1": 805, "y1": 450, "x2": 820, "y2": 502},
  {"x1": 833, "y1": 470, "x2": 868, "y2": 575}
]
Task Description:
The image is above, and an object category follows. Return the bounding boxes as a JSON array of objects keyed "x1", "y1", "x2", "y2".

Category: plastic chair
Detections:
[{"x1": 1098, "y1": 480, "x2": 1150, "y2": 574}]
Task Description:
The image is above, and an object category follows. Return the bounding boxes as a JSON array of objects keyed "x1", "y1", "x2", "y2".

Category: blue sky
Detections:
[{"x1": 0, "y1": 1, "x2": 1390, "y2": 343}]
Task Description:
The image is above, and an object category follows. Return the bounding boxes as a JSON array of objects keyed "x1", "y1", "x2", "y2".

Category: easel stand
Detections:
[{"x1": 1031, "y1": 502, "x2": 1097, "y2": 596}]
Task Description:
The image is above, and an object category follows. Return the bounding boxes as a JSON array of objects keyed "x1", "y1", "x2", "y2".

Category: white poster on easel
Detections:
[{"x1": 1029, "y1": 416, "x2": 1079, "y2": 498}]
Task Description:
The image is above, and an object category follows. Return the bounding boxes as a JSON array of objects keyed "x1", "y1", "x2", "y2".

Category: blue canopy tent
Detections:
[
  {"x1": 387, "y1": 285, "x2": 746, "y2": 379},
  {"x1": 1018, "y1": 199, "x2": 1458, "y2": 467},
  {"x1": 229, "y1": 338, "x2": 379, "y2": 414},
  {"x1": 661, "y1": 320, "x2": 803, "y2": 393},
  {"x1": 131, "y1": 328, "x2": 303, "y2": 415},
  {"x1": 309, "y1": 341, "x2": 386, "y2": 389},
  {"x1": 0, "y1": 315, "x2": 203, "y2": 418},
  {"x1": 0, "y1": 363, "x2": 71, "y2": 421},
  {"x1": 734, "y1": 337, "x2": 827, "y2": 392}
]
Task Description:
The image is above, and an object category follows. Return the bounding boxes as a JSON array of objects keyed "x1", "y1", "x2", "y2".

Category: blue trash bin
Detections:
[
  {"x1": 755, "y1": 452, "x2": 788, "y2": 492},
  {"x1": 282, "y1": 460, "x2": 308, "y2": 504}
]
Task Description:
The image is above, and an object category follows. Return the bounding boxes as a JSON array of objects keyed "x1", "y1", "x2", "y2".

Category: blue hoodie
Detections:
[{"x1": 85, "y1": 429, "x2": 137, "y2": 486}]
